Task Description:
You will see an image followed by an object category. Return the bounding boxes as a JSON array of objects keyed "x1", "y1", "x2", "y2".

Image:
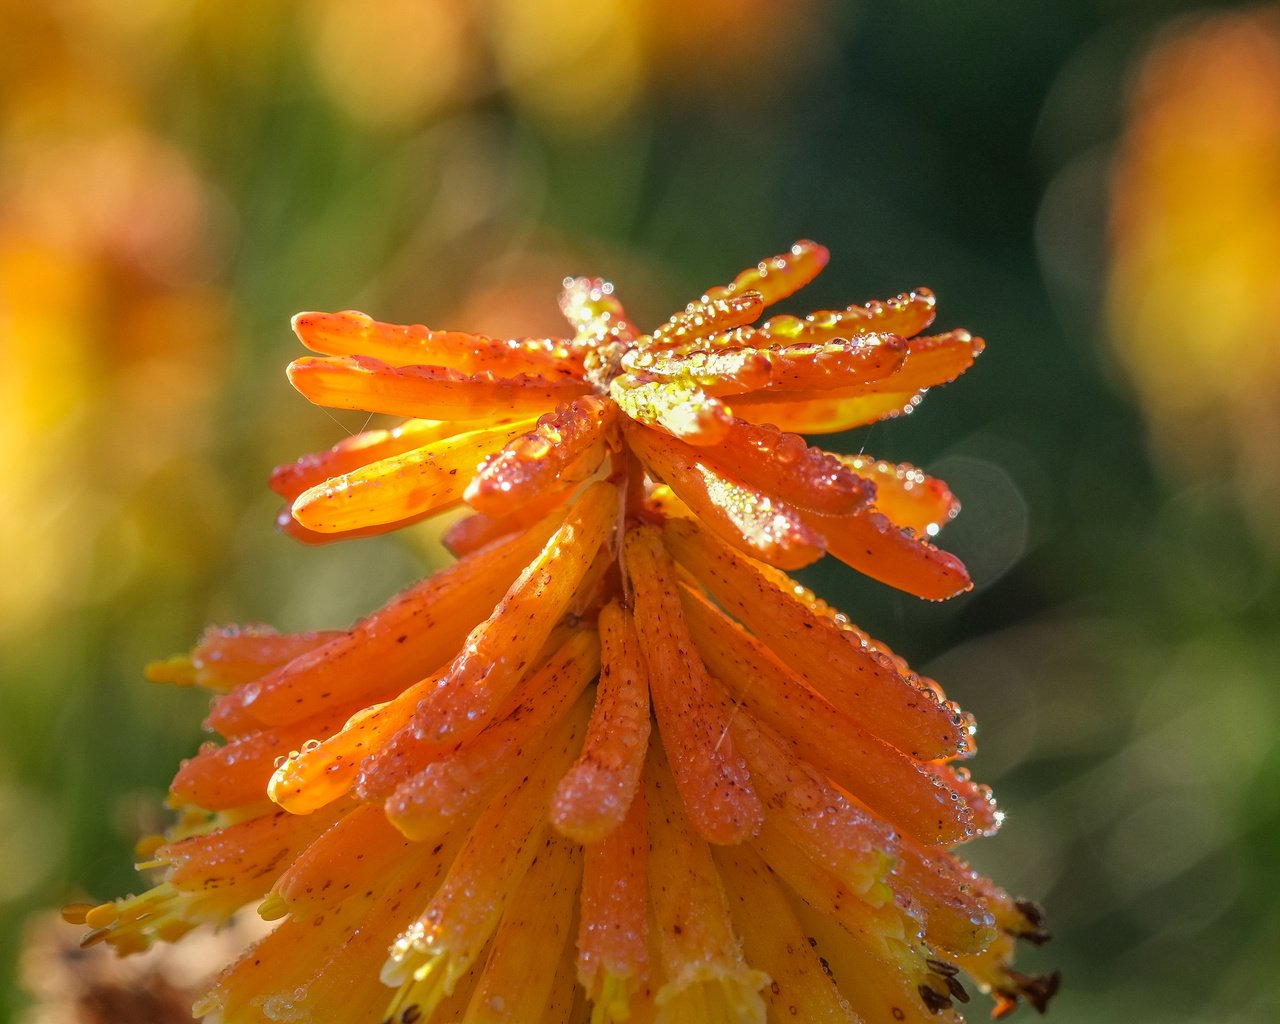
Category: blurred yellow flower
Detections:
[
  {"x1": 1109, "y1": 9, "x2": 1280, "y2": 538},
  {"x1": 0, "y1": 0, "x2": 232, "y2": 639},
  {"x1": 72, "y1": 243, "x2": 1055, "y2": 1022},
  {"x1": 299, "y1": 0, "x2": 828, "y2": 131}
]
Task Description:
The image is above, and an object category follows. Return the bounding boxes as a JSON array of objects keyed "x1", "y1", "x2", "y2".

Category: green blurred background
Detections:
[{"x1": 3, "y1": 1, "x2": 1279, "y2": 1020}]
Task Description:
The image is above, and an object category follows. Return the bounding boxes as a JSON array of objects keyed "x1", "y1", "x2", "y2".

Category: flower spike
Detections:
[{"x1": 77, "y1": 241, "x2": 1053, "y2": 1024}]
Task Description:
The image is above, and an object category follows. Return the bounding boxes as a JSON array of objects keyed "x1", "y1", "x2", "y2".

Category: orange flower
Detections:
[
  {"x1": 71, "y1": 242, "x2": 1056, "y2": 1022},
  {"x1": 1108, "y1": 9, "x2": 1280, "y2": 542}
]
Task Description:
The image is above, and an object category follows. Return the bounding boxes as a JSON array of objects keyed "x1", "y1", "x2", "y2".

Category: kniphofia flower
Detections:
[{"x1": 69, "y1": 242, "x2": 1058, "y2": 1022}]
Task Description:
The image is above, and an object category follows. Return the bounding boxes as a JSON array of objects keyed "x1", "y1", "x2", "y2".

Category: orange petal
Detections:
[
  {"x1": 287, "y1": 354, "x2": 588, "y2": 421},
  {"x1": 926, "y1": 762, "x2": 1002, "y2": 838},
  {"x1": 644, "y1": 744, "x2": 769, "y2": 1018},
  {"x1": 664, "y1": 517, "x2": 971, "y2": 763},
  {"x1": 727, "y1": 707, "x2": 896, "y2": 903},
  {"x1": 623, "y1": 526, "x2": 763, "y2": 845},
  {"x1": 715, "y1": 843, "x2": 863, "y2": 1023},
  {"x1": 385, "y1": 635, "x2": 600, "y2": 842},
  {"x1": 170, "y1": 707, "x2": 346, "y2": 812},
  {"x1": 207, "y1": 505, "x2": 568, "y2": 735},
  {"x1": 155, "y1": 802, "x2": 349, "y2": 921},
  {"x1": 863, "y1": 329, "x2": 984, "y2": 394},
  {"x1": 839, "y1": 455, "x2": 960, "y2": 536},
  {"x1": 208, "y1": 826, "x2": 463, "y2": 1022},
  {"x1": 759, "y1": 287, "x2": 938, "y2": 344},
  {"x1": 619, "y1": 347, "x2": 774, "y2": 397},
  {"x1": 267, "y1": 662, "x2": 454, "y2": 815},
  {"x1": 352, "y1": 621, "x2": 578, "y2": 805},
  {"x1": 442, "y1": 484, "x2": 575, "y2": 558},
  {"x1": 802, "y1": 506, "x2": 972, "y2": 601},
  {"x1": 692, "y1": 418, "x2": 873, "y2": 517},
  {"x1": 381, "y1": 706, "x2": 588, "y2": 1013},
  {"x1": 269, "y1": 803, "x2": 417, "y2": 919},
  {"x1": 751, "y1": 334, "x2": 908, "y2": 392},
  {"x1": 626, "y1": 422, "x2": 824, "y2": 570},
  {"x1": 269, "y1": 418, "x2": 460, "y2": 501},
  {"x1": 196, "y1": 888, "x2": 388, "y2": 1018},
  {"x1": 544, "y1": 936, "x2": 594, "y2": 1024},
  {"x1": 680, "y1": 587, "x2": 973, "y2": 846},
  {"x1": 410, "y1": 481, "x2": 618, "y2": 748},
  {"x1": 704, "y1": 239, "x2": 829, "y2": 307},
  {"x1": 263, "y1": 839, "x2": 469, "y2": 1023},
  {"x1": 549, "y1": 601, "x2": 652, "y2": 844},
  {"x1": 576, "y1": 786, "x2": 650, "y2": 1013},
  {"x1": 291, "y1": 418, "x2": 535, "y2": 533},
  {"x1": 463, "y1": 831, "x2": 582, "y2": 1023},
  {"x1": 292, "y1": 309, "x2": 580, "y2": 375},
  {"x1": 465, "y1": 396, "x2": 617, "y2": 517},
  {"x1": 741, "y1": 559, "x2": 975, "y2": 745},
  {"x1": 635, "y1": 323, "x2": 763, "y2": 358},
  {"x1": 648, "y1": 292, "x2": 765, "y2": 350},
  {"x1": 275, "y1": 502, "x2": 444, "y2": 545},
  {"x1": 145, "y1": 624, "x2": 342, "y2": 693},
  {"x1": 732, "y1": 387, "x2": 925, "y2": 434}
]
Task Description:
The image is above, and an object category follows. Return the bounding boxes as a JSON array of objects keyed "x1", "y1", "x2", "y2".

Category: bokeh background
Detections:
[{"x1": 3, "y1": 1, "x2": 1279, "y2": 1021}]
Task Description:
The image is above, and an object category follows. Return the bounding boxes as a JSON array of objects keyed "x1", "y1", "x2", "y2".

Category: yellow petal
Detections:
[
  {"x1": 645, "y1": 745, "x2": 769, "y2": 1024},
  {"x1": 461, "y1": 832, "x2": 582, "y2": 1023},
  {"x1": 609, "y1": 373, "x2": 733, "y2": 446},
  {"x1": 381, "y1": 702, "x2": 589, "y2": 1015},
  {"x1": 715, "y1": 843, "x2": 861, "y2": 1023},
  {"x1": 291, "y1": 418, "x2": 536, "y2": 533}
]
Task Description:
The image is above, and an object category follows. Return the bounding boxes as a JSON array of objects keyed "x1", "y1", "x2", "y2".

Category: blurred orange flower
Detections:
[
  {"x1": 303, "y1": 0, "x2": 828, "y2": 131},
  {"x1": 72, "y1": 243, "x2": 1055, "y2": 1022},
  {"x1": 1109, "y1": 8, "x2": 1280, "y2": 540},
  {"x1": 0, "y1": 0, "x2": 232, "y2": 639}
]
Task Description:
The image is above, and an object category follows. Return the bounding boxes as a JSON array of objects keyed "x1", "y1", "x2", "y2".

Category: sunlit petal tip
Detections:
[
  {"x1": 144, "y1": 654, "x2": 196, "y2": 687},
  {"x1": 807, "y1": 507, "x2": 973, "y2": 601},
  {"x1": 290, "y1": 308, "x2": 372, "y2": 351}
]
